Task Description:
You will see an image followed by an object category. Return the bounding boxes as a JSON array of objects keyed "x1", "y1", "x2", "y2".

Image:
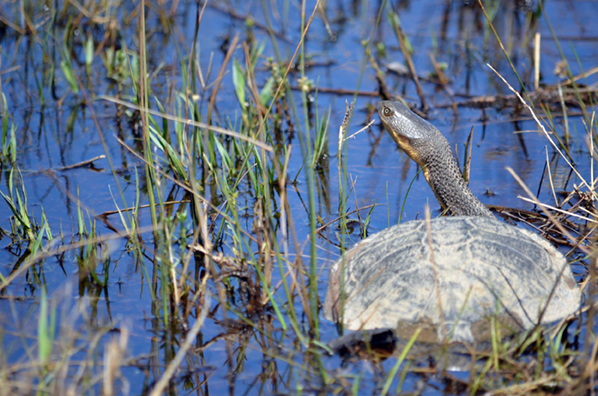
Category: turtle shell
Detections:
[{"x1": 323, "y1": 216, "x2": 581, "y2": 343}]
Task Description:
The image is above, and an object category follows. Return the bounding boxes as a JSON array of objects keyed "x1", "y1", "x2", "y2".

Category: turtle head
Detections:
[
  {"x1": 378, "y1": 100, "x2": 493, "y2": 217},
  {"x1": 377, "y1": 100, "x2": 446, "y2": 168}
]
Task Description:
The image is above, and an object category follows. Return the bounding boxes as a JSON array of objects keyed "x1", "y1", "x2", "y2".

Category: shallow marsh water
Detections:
[{"x1": 1, "y1": 0, "x2": 597, "y2": 395}]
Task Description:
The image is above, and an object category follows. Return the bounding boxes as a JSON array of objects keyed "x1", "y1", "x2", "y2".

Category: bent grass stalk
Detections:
[{"x1": 380, "y1": 328, "x2": 421, "y2": 396}]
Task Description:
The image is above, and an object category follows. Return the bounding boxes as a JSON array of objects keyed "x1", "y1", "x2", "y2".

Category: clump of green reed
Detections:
[
  {"x1": 75, "y1": 194, "x2": 109, "y2": 288},
  {"x1": 0, "y1": 94, "x2": 17, "y2": 164},
  {"x1": 0, "y1": 97, "x2": 34, "y2": 246},
  {"x1": 0, "y1": 170, "x2": 50, "y2": 248}
]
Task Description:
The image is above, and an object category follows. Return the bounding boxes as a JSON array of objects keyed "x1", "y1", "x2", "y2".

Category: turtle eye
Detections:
[{"x1": 383, "y1": 107, "x2": 392, "y2": 117}]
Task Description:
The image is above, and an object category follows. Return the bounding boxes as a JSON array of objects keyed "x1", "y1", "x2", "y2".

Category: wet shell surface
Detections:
[{"x1": 323, "y1": 216, "x2": 581, "y2": 343}]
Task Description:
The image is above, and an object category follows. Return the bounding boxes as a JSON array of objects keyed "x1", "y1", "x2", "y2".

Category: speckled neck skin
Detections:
[{"x1": 378, "y1": 100, "x2": 493, "y2": 217}]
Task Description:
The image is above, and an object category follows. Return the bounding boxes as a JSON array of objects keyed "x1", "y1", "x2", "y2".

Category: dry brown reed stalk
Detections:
[
  {"x1": 207, "y1": 32, "x2": 239, "y2": 125},
  {"x1": 52, "y1": 155, "x2": 106, "y2": 171},
  {"x1": 534, "y1": 32, "x2": 541, "y2": 91},
  {"x1": 390, "y1": 18, "x2": 427, "y2": 111},
  {"x1": 563, "y1": 66, "x2": 598, "y2": 87},
  {"x1": 0, "y1": 14, "x2": 23, "y2": 35},
  {"x1": 191, "y1": 197, "x2": 227, "y2": 321},
  {"x1": 428, "y1": 52, "x2": 449, "y2": 86},
  {"x1": 103, "y1": 327, "x2": 129, "y2": 396},
  {"x1": 424, "y1": 204, "x2": 446, "y2": 341},
  {"x1": 342, "y1": 267, "x2": 385, "y2": 309},
  {"x1": 242, "y1": 43, "x2": 268, "y2": 117},
  {"x1": 349, "y1": 175, "x2": 364, "y2": 236},
  {"x1": 366, "y1": 50, "x2": 391, "y2": 100}
]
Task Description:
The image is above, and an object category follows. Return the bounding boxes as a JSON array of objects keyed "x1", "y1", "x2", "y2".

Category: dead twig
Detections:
[{"x1": 55, "y1": 155, "x2": 106, "y2": 171}]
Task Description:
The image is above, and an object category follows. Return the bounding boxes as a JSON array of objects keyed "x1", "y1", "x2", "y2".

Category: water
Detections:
[{"x1": 0, "y1": 0, "x2": 596, "y2": 394}]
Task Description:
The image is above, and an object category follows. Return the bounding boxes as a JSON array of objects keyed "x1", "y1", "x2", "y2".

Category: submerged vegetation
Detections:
[{"x1": 0, "y1": 0, "x2": 597, "y2": 394}]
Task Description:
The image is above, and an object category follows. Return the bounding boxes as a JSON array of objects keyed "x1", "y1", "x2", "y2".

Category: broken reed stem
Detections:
[
  {"x1": 534, "y1": 32, "x2": 541, "y2": 92},
  {"x1": 54, "y1": 155, "x2": 106, "y2": 171},
  {"x1": 343, "y1": 119, "x2": 375, "y2": 141}
]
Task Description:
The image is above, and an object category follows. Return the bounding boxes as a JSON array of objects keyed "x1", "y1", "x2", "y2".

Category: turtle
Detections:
[{"x1": 323, "y1": 100, "x2": 581, "y2": 343}]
